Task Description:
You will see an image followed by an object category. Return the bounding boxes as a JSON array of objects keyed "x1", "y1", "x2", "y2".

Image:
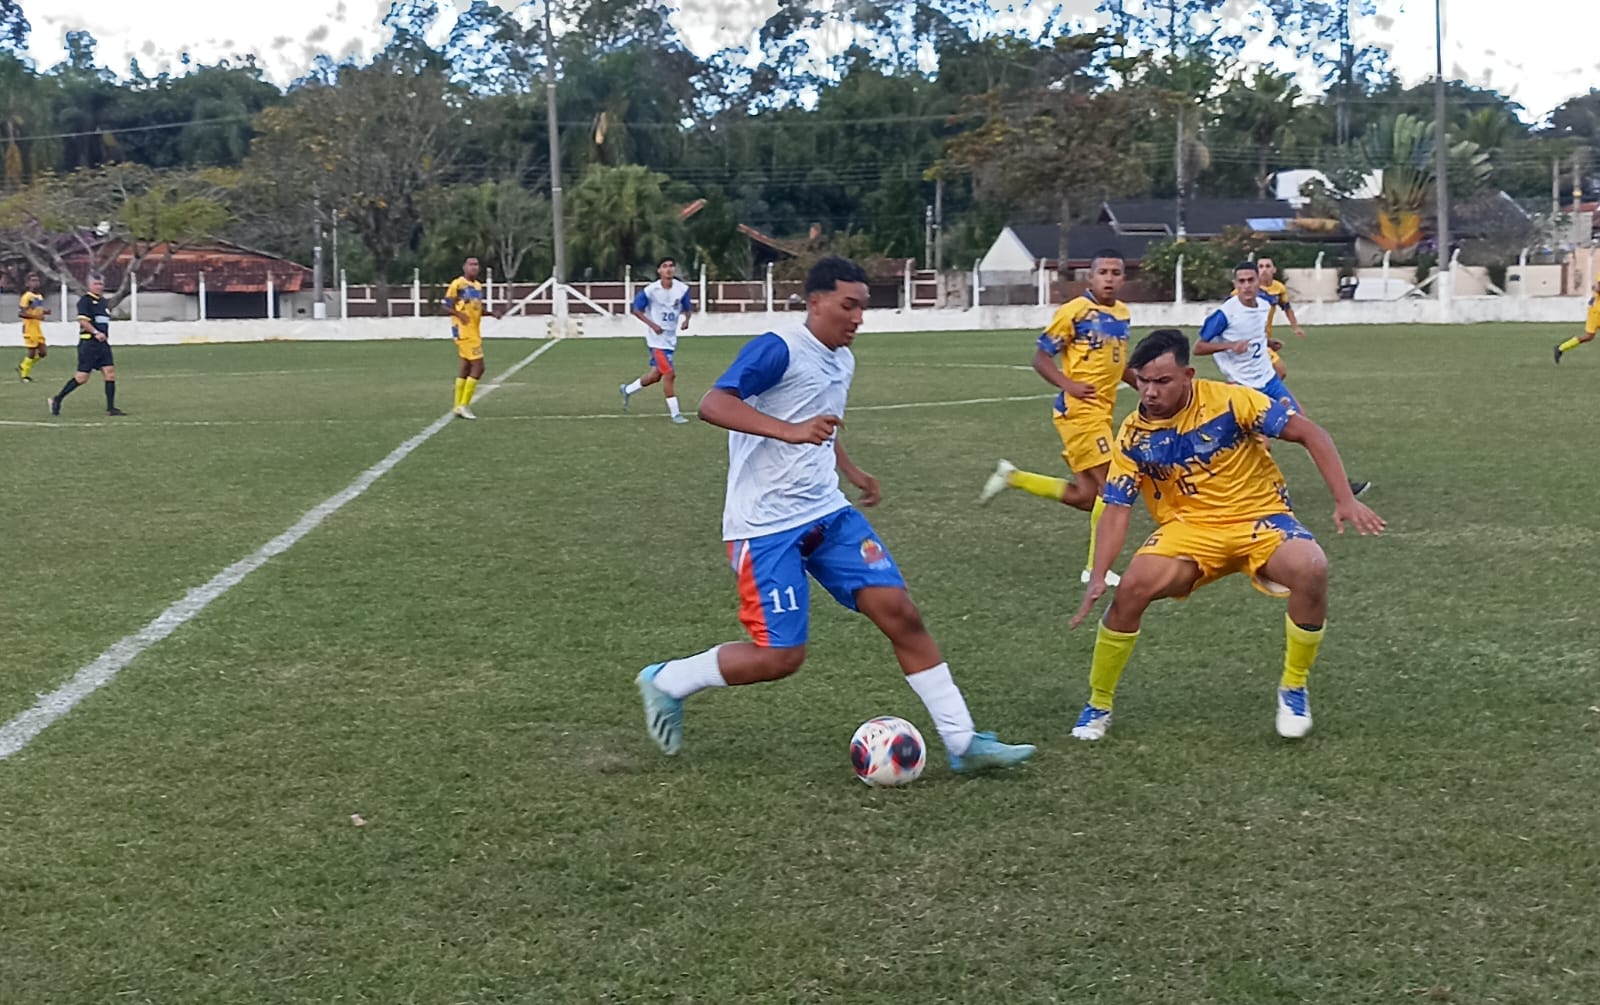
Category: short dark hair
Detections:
[
  {"x1": 658, "y1": 257, "x2": 675, "y2": 268},
  {"x1": 1089, "y1": 248, "x2": 1124, "y2": 269},
  {"x1": 805, "y1": 256, "x2": 869, "y2": 295},
  {"x1": 1234, "y1": 261, "x2": 1258, "y2": 274},
  {"x1": 1129, "y1": 328, "x2": 1190, "y2": 369}
]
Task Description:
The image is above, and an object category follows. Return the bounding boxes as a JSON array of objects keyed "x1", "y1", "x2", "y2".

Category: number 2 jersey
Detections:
[
  {"x1": 1198, "y1": 295, "x2": 1274, "y2": 388},
  {"x1": 1103, "y1": 379, "x2": 1297, "y2": 527},
  {"x1": 1037, "y1": 295, "x2": 1131, "y2": 417}
]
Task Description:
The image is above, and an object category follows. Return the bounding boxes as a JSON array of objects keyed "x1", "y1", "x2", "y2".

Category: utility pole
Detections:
[
  {"x1": 543, "y1": 0, "x2": 566, "y2": 284},
  {"x1": 933, "y1": 177, "x2": 944, "y2": 273},
  {"x1": 1433, "y1": 0, "x2": 1451, "y2": 318},
  {"x1": 1175, "y1": 111, "x2": 1188, "y2": 240},
  {"x1": 312, "y1": 190, "x2": 325, "y2": 320}
]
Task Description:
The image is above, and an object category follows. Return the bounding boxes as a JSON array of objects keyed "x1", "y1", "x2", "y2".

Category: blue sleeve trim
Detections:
[
  {"x1": 1036, "y1": 333, "x2": 1060, "y2": 355},
  {"x1": 1102, "y1": 473, "x2": 1139, "y2": 506},
  {"x1": 1258, "y1": 397, "x2": 1293, "y2": 438},
  {"x1": 681, "y1": 290, "x2": 693, "y2": 311},
  {"x1": 713, "y1": 333, "x2": 790, "y2": 399},
  {"x1": 631, "y1": 291, "x2": 649, "y2": 312},
  {"x1": 1198, "y1": 310, "x2": 1229, "y2": 342}
]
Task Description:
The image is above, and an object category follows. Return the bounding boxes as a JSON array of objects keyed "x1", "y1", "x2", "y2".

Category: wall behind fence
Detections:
[{"x1": 20, "y1": 295, "x2": 1588, "y2": 348}]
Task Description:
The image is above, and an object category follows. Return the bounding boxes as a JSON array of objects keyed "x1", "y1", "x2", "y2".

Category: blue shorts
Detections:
[
  {"x1": 647, "y1": 348, "x2": 675, "y2": 374},
  {"x1": 1256, "y1": 376, "x2": 1301, "y2": 412},
  {"x1": 726, "y1": 507, "x2": 907, "y2": 648}
]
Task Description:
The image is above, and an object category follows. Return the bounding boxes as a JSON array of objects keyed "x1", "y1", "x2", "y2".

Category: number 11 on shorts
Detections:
[{"x1": 769, "y1": 586, "x2": 800, "y2": 614}]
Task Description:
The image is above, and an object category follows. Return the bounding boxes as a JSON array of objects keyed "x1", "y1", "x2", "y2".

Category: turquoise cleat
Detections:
[
  {"x1": 948, "y1": 730, "x2": 1035, "y2": 773},
  {"x1": 619, "y1": 382, "x2": 633, "y2": 412},
  {"x1": 636, "y1": 662, "x2": 683, "y2": 755}
]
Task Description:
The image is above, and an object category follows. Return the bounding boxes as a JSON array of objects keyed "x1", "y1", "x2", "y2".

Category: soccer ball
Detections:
[{"x1": 849, "y1": 716, "x2": 926, "y2": 787}]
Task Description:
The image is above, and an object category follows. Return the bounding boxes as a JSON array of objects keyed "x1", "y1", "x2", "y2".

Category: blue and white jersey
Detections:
[
  {"x1": 712, "y1": 323, "x2": 854, "y2": 541},
  {"x1": 1198, "y1": 295, "x2": 1275, "y2": 389},
  {"x1": 632, "y1": 280, "x2": 693, "y2": 350}
]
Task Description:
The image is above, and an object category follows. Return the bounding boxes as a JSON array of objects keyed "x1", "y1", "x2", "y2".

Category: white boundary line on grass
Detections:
[
  {"x1": 0, "y1": 392, "x2": 1058, "y2": 430},
  {"x1": 0, "y1": 338, "x2": 563, "y2": 761}
]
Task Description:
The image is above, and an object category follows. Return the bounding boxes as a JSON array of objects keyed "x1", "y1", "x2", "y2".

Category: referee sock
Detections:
[
  {"x1": 1007, "y1": 468, "x2": 1070, "y2": 502},
  {"x1": 104, "y1": 380, "x2": 116, "y2": 410},
  {"x1": 56, "y1": 377, "x2": 79, "y2": 402}
]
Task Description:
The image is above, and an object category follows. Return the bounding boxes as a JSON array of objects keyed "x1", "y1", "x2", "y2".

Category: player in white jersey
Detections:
[
  {"x1": 620, "y1": 257, "x2": 694, "y2": 423},
  {"x1": 634, "y1": 256, "x2": 1036, "y2": 774},
  {"x1": 1198, "y1": 262, "x2": 1370, "y2": 497}
]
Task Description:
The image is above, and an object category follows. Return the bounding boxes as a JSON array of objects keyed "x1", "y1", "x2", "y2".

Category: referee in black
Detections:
[{"x1": 49, "y1": 273, "x2": 125, "y2": 416}]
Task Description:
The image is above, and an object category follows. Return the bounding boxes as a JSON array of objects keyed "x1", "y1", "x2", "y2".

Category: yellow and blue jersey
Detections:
[
  {"x1": 444, "y1": 277, "x2": 486, "y2": 336},
  {"x1": 1258, "y1": 278, "x2": 1290, "y2": 336},
  {"x1": 1103, "y1": 379, "x2": 1297, "y2": 527},
  {"x1": 1037, "y1": 295, "x2": 1131, "y2": 413},
  {"x1": 19, "y1": 291, "x2": 45, "y2": 341},
  {"x1": 1586, "y1": 275, "x2": 1600, "y2": 335}
]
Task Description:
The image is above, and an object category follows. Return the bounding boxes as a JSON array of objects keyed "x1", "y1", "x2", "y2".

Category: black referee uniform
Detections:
[{"x1": 48, "y1": 286, "x2": 123, "y2": 416}]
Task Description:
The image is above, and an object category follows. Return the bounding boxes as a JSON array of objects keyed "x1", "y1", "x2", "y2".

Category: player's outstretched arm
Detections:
[
  {"x1": 1277, "y1": 414, "x2": 1386, "y2": 536},
  {"x1": 1071, "y1": 502, "x2": 1132, "y2": 629},
  {"x1": 697, "y1": 388, "x2": 839, "y2": 444}
]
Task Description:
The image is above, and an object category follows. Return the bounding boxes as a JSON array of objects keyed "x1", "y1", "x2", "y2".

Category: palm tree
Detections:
[
  {"x1": 1223, "y1": 69, "x2": 1304, "y2": 198},
  {"x1": 567, "y1": 164, "x2": 682, "y2": 278},
  {"x1": 1357, "y1": 113, "x2": 1492, "y2": 250}
]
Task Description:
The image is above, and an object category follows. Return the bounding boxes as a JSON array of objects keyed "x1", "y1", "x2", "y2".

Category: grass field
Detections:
[{"x1": 2, "y1": 324, "x2": 1598, "y2": 1004}]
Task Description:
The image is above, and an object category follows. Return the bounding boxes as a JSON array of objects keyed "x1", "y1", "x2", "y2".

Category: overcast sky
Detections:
[{"x1": 17, "y1": 0, "x2": 1597, "y2": 122}]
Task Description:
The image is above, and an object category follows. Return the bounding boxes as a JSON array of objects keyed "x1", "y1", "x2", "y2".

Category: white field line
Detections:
[
  {"x1": 0, "y1": 339, "x2": 562, "y2": 761},
  {"x1": 0, "y1": 392, "x2": 1056, "y2": 431}
]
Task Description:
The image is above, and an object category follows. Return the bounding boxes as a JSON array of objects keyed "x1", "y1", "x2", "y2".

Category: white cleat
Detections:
[
  {"x1": 978, "y1": 459, "x2": 1017, "y2": 504},
  {"x1": 1071, "y1": 704, "x2": 1113, "y2": 741},
  {"x1": 1275, "y1": 687, "x2": 1313, "y2": 739},
  {"x1": 457, "y1": 406, "x2": 478, "y2": 420},
  {"x1": 1081, "y1": 568, "x2": 1121, "y2": 587},
  {"x1": 670, "y1": 413, "x2": 690, "y2": 424}
]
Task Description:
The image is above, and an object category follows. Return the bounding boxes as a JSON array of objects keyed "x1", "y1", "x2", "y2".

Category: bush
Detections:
[{"x1": 1140, "y1": 239, "x2": 1233, "y2": 300}]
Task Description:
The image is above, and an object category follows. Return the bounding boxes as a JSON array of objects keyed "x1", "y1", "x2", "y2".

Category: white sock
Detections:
[
  {"x1": 624, "y1": 379, "x2": 644, "y2": 395},
  {"x1": 666, "y1": 395, "x2": 681, "y2": 417},
  {"x1": 653, "y1": 646, "x2": 726, "y2": 699},
  {"x1": 905, "y1": 662, "x2": 975, "y2": 755}
]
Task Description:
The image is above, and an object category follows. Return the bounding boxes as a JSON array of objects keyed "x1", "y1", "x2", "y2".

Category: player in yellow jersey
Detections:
[
  {"x1": 443, "y1": 257, "x2": 503, "y2": 419},
  {"x1": 17, "y1": 272, "x2": 51, "y2": 381},
  {"x1": 1254, "y1": 256, "x2": 1305, "y2": 381},
  {"x1": 1067, "y1": 329, "x2": 1384, "y2": 741},
  {"x1": 979, "y1": 250, "x2": 1134, "y2": 585},
  {"x1": 1553, "y1": 274, "x2": 1600, "y2": 363}
]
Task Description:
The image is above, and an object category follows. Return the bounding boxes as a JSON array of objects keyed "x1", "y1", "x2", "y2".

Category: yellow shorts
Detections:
[
  {"x1": 454, "y1": 330, "x2": 483, "y2": 361},
  {"x1": 1052, "y1": 405, "x2": 1115, "y2": 473},
  {"x1": 1135, "y1": 514, "x2": 1316, "y2": 598},
  {"x1": 22, "y1": 333, "x2": 45, "y2": 348},
  {"x1": 1269, "y1": 347, "x2": 1282, "y2": 367}
]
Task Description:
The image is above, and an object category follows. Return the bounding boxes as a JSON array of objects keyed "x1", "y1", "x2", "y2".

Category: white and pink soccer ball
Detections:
[{"x1": 849, "y1": 716, "x2": 926, "y2": 787}]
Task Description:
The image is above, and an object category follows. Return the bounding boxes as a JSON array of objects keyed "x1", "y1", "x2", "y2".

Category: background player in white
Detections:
[
  {"x1": 1198, "y1": 262, "x2": 1369, "y2": 497},
  {"x1": 620, "y1": 257, "x2": 693, "y2": 424},
  {"x1": 633, "y1": 256, "x2": 1036, "y2": 774}
]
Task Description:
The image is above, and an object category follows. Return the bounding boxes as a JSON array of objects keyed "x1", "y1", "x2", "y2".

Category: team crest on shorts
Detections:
[{"x1": 859, "y1": 538, "x2": 892, "y2": 570}]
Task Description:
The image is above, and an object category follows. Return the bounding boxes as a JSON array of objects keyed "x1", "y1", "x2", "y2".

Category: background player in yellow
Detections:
[
  {"x1": 1255, "y1": 256, "x2": 1305, "y2": 381},
  {"x1": 1068, "y1": 328, "x2": 1385, "y2": 742},
  {"x1": 979, "y1": 249, "x2": 1134, "y2": 585},
  {"x1": 1553, "y1": 274, "x2": 1600, "y2": 363},
  {"x1": 17, "y1": 271, "x2": 50, "y2": 381},
  {"x1": 443, "y1": 256, "x2": 503, "y2": 419}
]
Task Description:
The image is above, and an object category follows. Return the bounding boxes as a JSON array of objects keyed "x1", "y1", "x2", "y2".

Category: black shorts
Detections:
[{"x1": 77, "y1": 339, "x2": 114, "y2": 372}]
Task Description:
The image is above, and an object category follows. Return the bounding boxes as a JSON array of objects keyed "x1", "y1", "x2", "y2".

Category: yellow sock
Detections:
[
  {"x1": 462, "y1": 377, "x2": 479, "y2": 406},
  {"x1": 19, "y1": 355, "x2": 36, "y2": 377},
  {"x1": 1281, "y1": 615, "x2": 1325, "y2": 690},
  {"x1": 1008, "y1": 468, "x2": 1069, "y2": 502},
  {"x1": 1559, "y1": 336, "x2": 1583, "y2": 353},
  {"x1": 1085, "y1": 496, "x2": 1106, "y2": 572},
  {"x1": 454, "y1": 377, "x2": 467, "y2": 406},
  {"x1": 1089, "y1": 621, "x2": 1140, "y2": 709}
]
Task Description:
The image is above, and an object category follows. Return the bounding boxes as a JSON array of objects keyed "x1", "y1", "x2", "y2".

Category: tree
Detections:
[
  {"x1": 943, "y1": 33, "x2": 1149, "y2": 267},
  {"x1": 1221, "y1": 69, "x2": 1305, "y2": 197},
  {"x1": 1352, "y1": 113, "x2": 1492, "y2": 251},
  {"x1": 567, "y1": 163, "x2": 682, "y2": 277},
  {"x1": 422, "y1": 179, "x2": 551, "y2": 281},
  {"x1": 0, "y1": 164, "x2": 232, "y2": 305},
  {"x1": 244, "y1": 56, "x2": 460, "y2": 309},
  {"x1": 0, "y1": 0, "x2": 27, "y2": 53}
]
